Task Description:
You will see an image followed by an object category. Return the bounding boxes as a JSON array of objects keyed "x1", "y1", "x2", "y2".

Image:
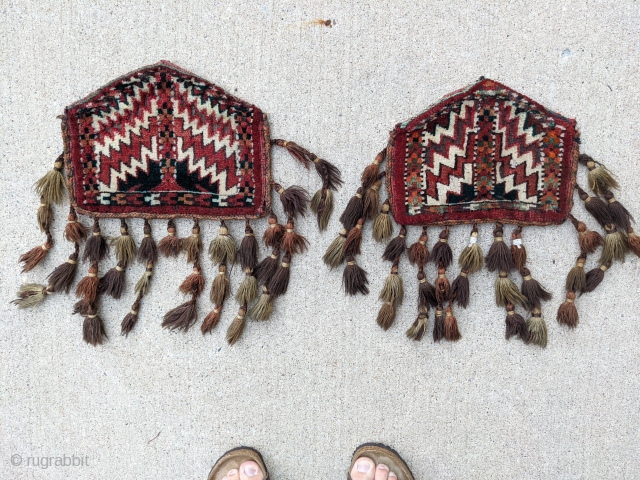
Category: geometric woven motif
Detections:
[
  {"x1": 387, "y1": 78, "x2": 579, "y2": 226},
  {"x1": 63, "y1": 61, "x2": 270, "y2": 220}
]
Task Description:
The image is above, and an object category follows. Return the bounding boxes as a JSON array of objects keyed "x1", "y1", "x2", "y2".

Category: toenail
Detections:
[
  {"x1": 389, "y1": 472, "x2": 397, "y2": 478},
  {"x1": 357, "y1": 461, "x2": 372, "y2": 472},
  {"x1": 227, "y1": 469, "x2": 238, "y2": 476},
  {"x1": 244, "y1": 465, "x2": 259, "y2": 477},
  {"x1": 377, "y1": 464, "x2": 389, "y2": 470}
]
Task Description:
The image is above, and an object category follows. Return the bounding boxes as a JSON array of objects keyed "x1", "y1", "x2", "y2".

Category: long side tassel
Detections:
[
  {"x1": 444, "y1": 304, "x2": 461, "y2": 341},
  {"x1": 363, "y1": 174, "x2": 383, "y2": 220},
  {"x1": 526, "y1": 308, "x2": 548, "y2": 348},
  {"x1": 495, "y1": 271, "x2": 526, "y2": 307},
  {"x1": 201, "y1": 305, "x2": 222, "y2": 335},
  {"x1": 343, "y1": 256, "x2": 369, "y2": 295},
  {"x1": 98, "y1": 260, "x2": 126, "y2": 299},
  {"x1": 505, "y1": 303, "x2": 527, "y2": 341},
  {"x1": 486, "y1": 223, "x2": 514, "y2": 272},
  {"x1": 628, "y1": 228, "x2": 640, "y2": 258},
  {"x1": 339, "y1": 187, "x2": 364, "y2": 232},
  {"x1": 158, "y1": 219, "x2": 181, "y2": 257},
  {"x1": 34, "y1": 154, "x2": 66, "y2": 204},
  {"x1": 557, "y1": 291, "x2": 579, "y2": 328},
  {"x1": 82, "y1": 218, "x2": 109, "y2": 264},
  {"x1": 121, "y1": 295, "x2": 142, "y2": 337},
  {"x1": 510, "y1": 226, "x2": 527, "y2": 272},
  {"x1": 406, "y1": 305, "x2": 429, "y2": 341},
  {"x1": 209, "y1": 220, "x2": 236, "y2": 264},
  {"x1": 47, "y1": 245, "x2": 80, "y2": 293},
  {"x1": 37, "y1": 196, "x2": 52, "y2": 233},
  {"x1": 281, "y1": 219, "x2": 309, "y2": 255},
  {"x1": 238, "y1": 220, "x2": 259, "y2": 271},
  {"x1": 604, "y1": 190, "x2": 634, "y2": 232},
  {"x1": 458, "y1": 224, "x2": 483, "y2": 273},
  {"x1": 407, "y1": 227, "x2": 429, "y2": 266},
  {"x1": 576, "y1": 185, "x2": 611, "y2": 227},
  {"x1": 434, "y1": 264, "x2": 451, "y2": 305},
  {"x1": 273, "y1": 182, "x2": 309, "y2": 219},
  {"x1": 361, "y1": 149, "x2": 385, "y2": 190},
  {"x1": 584, "y1": 261, "x2": 611, "y2": 293},
  {"x1": 580, "y1": 154, "x2": 620, "y2": 195},
  {"x1": 255, "y1": 248, "x2": 280, "y2": 285},
  {"x1": 600, "y1": 223, "x2": 627, "y2": 264},
  {"x1": 125, "y1": 257, "x2": 154, "y2": 335},
  {"x1": 433, "y1": 307, "x2": 445, "y2": 342},
  {"x1": 566, "y1": 253, "x2": 587, "y2": 292},
  {"x1": 182, "y1": 219, "x2": 203, "y2": 264},
  {"x1": 82, "y1": 305, "x2": 107, "y2": 346},
  {"x1": 520, "y1": 267, "x2": 552, "y2": 312},
  {"x1": 112, "y1": 219, "x2": 137, "y2": 266},
  {"x1": 343, "y1": 218, "x2": 364, "y2": 257},
  {"x1": 270, "y1": 139, "x2": 343, "y2": 190},
  {"x1": 382, "y1": 225, "x2": 407, "y2": 263},
  {"x1": 323, "y1": 228, "x2": 347, "y2": 268},
  {"x1": 12, "y1": 284, "x2": 54, "y2": 309},
  {"x1": 372, "y1": 199, "x2": 393, "y2": 242},
  {"x1": 430, "y1": 226, "x2": 452, "y2": 268},
  {"x1": 19, "y1": 229, "x2": 53, "y2": 273},
  {"x1": 64, "y1": 206, "x2": 88, "y2": 244},
  {"x1": 210, "y1": 264, "x2": 230, "y2": 305},
  {"x1": 568, "y1": 214, "x2": 603, "y2": 254},
  {"x1": 248, "y1": 286, "x2": 274, "y2": 321},
  {"x1": 137, "y1": 219, "x2": 157, "y2": 264},
  {"x1": 226, "y1": 306, "x2": 247, "y2": 345},
  {"x1": 263, "y1": 212, "x2": 286, "y2": 248}
]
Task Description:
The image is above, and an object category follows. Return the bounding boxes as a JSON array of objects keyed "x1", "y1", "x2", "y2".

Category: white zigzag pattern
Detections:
[
  {"x1": 101, "y1": 136, "x2": 157, "y2": 193},
  {"x1": 93, "y1": 106, "x2": 156, "y2": 158},
  {"x1": 91, "y1": 79, "x2": 153, "y2": 131}
]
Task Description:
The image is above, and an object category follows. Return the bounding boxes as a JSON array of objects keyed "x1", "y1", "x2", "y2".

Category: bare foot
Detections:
[
  {"x1": 222, "y1": 460, "x2": 264, "y2": 480},
  {"x1": 350, "y1": 456, "x2": 397, "y2": 480}
]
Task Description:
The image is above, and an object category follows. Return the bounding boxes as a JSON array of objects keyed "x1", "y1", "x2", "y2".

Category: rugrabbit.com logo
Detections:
[{"x1": 10, "y1": 453, "x2": 89, "y2": 469}]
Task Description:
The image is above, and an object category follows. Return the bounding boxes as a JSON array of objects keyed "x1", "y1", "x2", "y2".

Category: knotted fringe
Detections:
[
  {"x1": 271, "y1": 139, "x2": 343, "y2": 191},
  {"x1": 64, "y1": 207, "x2": 88, "y2": 244},
  {"x1": 137, "y1": 219, "x2": 157, "y2": 264},
  {"x1": 376, "y1": 301, "x2": 396, "y2": 330},
  {"x1": 433, "y1": 308, "x2": 445, "y2": 342},
  {"x1": 201, "y1": 305, "x2": 222, "y2": 335},
  {"x1": 209, "y1": 220, "x2": 236, "y2": 264},
  {"x1": 600, "y1": 224, "x2": 627, "y2": 264},
  {"x1": 576, "y1": 185, "x2": 611, "y2": 227},
  {"x1": 82, "y1": 218, "x2": 108, "y2": 264},
  {"x1": 83, "y1": 307, "x2": 107, "y2": 346},
  {"x1": 458, "y1": 224, "x2": 483, "y2": 273},
  {"x1": 372, "y1": 200, "x2": 393, "y2": 242},
  {"x1": 406, "y1": 305, "x2": 429, "y2": 341},
  {"x1": 135, "y1": 263, "x2": 153, "y2": 296},
  {"x1": 450, "y1": 270, "x2": 470, "y2": 308},
  {"x1": 76, "y1": 263, "x2": 99, "y2": 303},
  {"x1": 435, "y1": 264, "x2": 450, "y2": 305},
  {"x1": 282, "y1": 219, "x2": 308, "y2": 255},
  {"x1": 19, "y1": 230, "x2": 53, "y2": 273},
  {"x1": 566, "y1": 253, "x2": 587, "y2": 292},
  {"x1": 339, "y1": 187, "x2": 364, "y2": 231},
  {"x1": 159, "y1": 219, "x2": 181, "y2": 257},
  {"x1": 236, "y1": 269, "x2": 259, "y2": 304},
  {"x1": 37, "y1": 196, "x2": 52, "y2": 232},
  {"x1": 310, "y1": 186, "x2": 333, "y2": 231},
  {"x1": 444, "y1": 305, "x2": 461, "y2": 341},
  {"x1": 382, "y1": 225, "x2": 406, "y2": 263},
  {"x1": 407, "y1": 227, "x2": 429, "y2": 266},
  {"x1": 12, "y1": 284, "x2": 53, "y2": 309},
  {"x1": 269, "y1": 253, "x2": 292, "y2": 297},
  {"x1": 343, "y1": 256, "x2": 369, "y2": 295},
  {"x1": 580, "y1": 154, "x2": 619, "y2": 195},
  {"x1": 430, "y1": 227, "x2": 452, "y2": 268},
  {"x1": 210, "y1": 264, "x2": 230, "y2": 305},
  {"x1": 98, "y1": 260, "x2": 126, "y2": 299},
  {"x1": 273, "y1": 182, "x2": 309, "y2": 219},
  {"x1": 255, "y1": 248, "x2": 280, "y2": 285},
  {"x1": 112, "y1": 219, "x2": 137, "y2": 265},
  {"x1": 486, "y1": 223, "x2": 514, "y2": 272},
  {"x1": 47, "y1": 246, "x2": 79, "y2": 293},
  {"x1": 495, "y1": 271, "x2": 526, "y2": 307},
  {"x1": 628, "y1": 228, "x2": 640, "y2": 258},
  {"x1": 505, "y1": 303, "x2": 527, "y2": 341},
  {"x1": 162, "y1": 297, "x2": 198, "y2": 332},
  {"x1": 182, "y1": 219, "x2": 202, "y2": 264},
  {"x1": 263, "y1": 212, "x2": 286, "y2": 248},
  {"x1": 604, "y1": 190, "x2": 634, "y2": 232},
  {"x1": 568, "y1": 214, "x2": 603, "y2": 254},
  {"x1": 323, "y1": 228, "x2": 347, "y2": 268},
  {"x1": 34, "y1": 155, "x2": 66, "y2": 204},
  {"x1": 121, "y1": 295, "x2": 142, "y2": 337},
  {"x1": 238, "y1": 221, "x2": 259, "y2": 271},
  {"x1": 526, "y1": 308, "x2": 547, "y2": 348},
  {"x1": 248, "y1": 286, "x2": 274, "y2": 320},
  {"x1": 418, "y1": 268, "x2": 437, "y2": 308},
  {"x1": 343, "y1": 218, "x2": 364, "y2": 257},
  {"x1": 226, "y1": 306, "x2": 248, "y2": 345},
  {"x1": 557, "y1": 291, "x2": 579, "y2": 328},
  {"x1": 363, "y1": 174, "x2": 383, "y2": 220},
  {"x1": 379, "y1": 262, "x2": 404, "y2": 306},
  {"x1": 510, "y1": 226, "x2": 527, "y2": 272},
  {"x1": 520, "y1": 267, "x2": 552, "y2": 311},
  {"x1": 361, "y1": 150, "x2": 385, "y2": 190},
  {"x1": 584, "y1": 262, "x2": 610, "y2": 293}
]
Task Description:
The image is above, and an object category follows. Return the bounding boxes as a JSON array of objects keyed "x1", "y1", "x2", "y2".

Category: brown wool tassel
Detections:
[
  {"x1": 158, "y1": 219, "x2": 181, "y2": 257},
  {"x1": 568, "y1": 214, "x2": 603, "y2": 254},
  {"x1": 271, "y1": 139, "x2": 343, "y2": 190},
  {"x1": 210, "y1": 264, "x2": 230, "y2": 305},
  {"x1": 47, "y1": 247, "x2": 79, "y2": 293},
  {"x1": 372, "y1": 200, "x2": 393, "y2": 242},
  {"x1": 444, "y1": 305, "x2": 461, "y2": 341},
  {"x1": 226, "y1": 306, "x2": 247, "y2": 345},
  {"x1": 281, "y1": 219, "x2": 309, "y2": 255},
  {"x1": 64, "y1": 207, "x2": 88, "y2": 244},
  {"x1": 19, "y1": 231, "x2": 53, "y2": 273},
  {"x1": 311, "y1": 187, "x2": 333, "y2": 231},
  {"x1": 604, "y1": 190, "x2": 634, "y2": 232},
  {"x1": 450, "y1": 270, "x2": 470, "y2": 308},
  {"x1": 76, "y1": 263, "x2": 99, "y2": 303},
  {"x1": 121, "y1": 296, "x2": 142, "y2": 336},
  {"x1": 566, "y1": 253, "x2": 587, "y2": 292},
  {"x1": 495, "y1": 271, "x2": 526, "y2": 307},
  {"x1": 137, "y1": 219, "x2": 157, "y2": 264},
  {"x1": 407, "y1": 227, "x2": 429, "y2": 266},
  {"x1": 162, "y1": 298, "x2": 198, "y2": 332},
  {"x1": 510, "y1": 226, "x2": 527, "y2": 272},
  {"x1": 111, "y1": 219, "x2": 137, "y2": 265},
  {"x1": 520, "y1": 268, "x2": 552, "y2": 311},
  {"x1": 313, "y1": 157, "x2": 343, "y2": 192},
  {"x1": 343, "y1": 256, "x2": 369, "y2": 295},
  {"x1": 580, "y1": 154, "x2": 620, "y2": 195},
  {"x1": 11, "y1": 284, "x2": 52, "y2": 309},
  {"x1": 273, "y1": 183, "x2": 309, "y2": 219},
  {"x1": 486, "y1": 223, "x2": 514, "y2": 272},
  {"x1": 181, "y1": 219, "x2": 202, "y2": 264},
  {"x1": 34, "y1": 155, "x2": 66, "y2": 204},
  {"x1": 263, "y1": 212, "x2": 286, "y2": 248},
  {"x1": 526, "y1": 308, "x2": 548, "y2": 348},
  {"x1": 406, "y1": 305, "x2": 429, "y2": 341},
  {"x1": 248, "y1": 286, "x2": 274, "y2": 321},
  {"x1": 505, "y1": 303, "x2": 528, "y2": 341},
  {"x1": 418, "y1": 268, "x2": 438, "y2": 308},
  {"x1": 339, "y1": 187, "x2": 365, "y2": 231},
  {"x1": 435, "y1": 264, "x2": 451, "y2": 305},
  {"x1": 82, "y1": 218, "x2": 109, "y2": 264},
  {"x1": 430, "y1": 227, "x2": 453, "y2": 269},
  {"x1": 600, "y1": 224, "x2": 627, "y2": 264},
  {"x1": 98, "y1": 260, "x2": 126, "y2": 299},
  {"x1": 557, "y1": 291, "x2": 579, "y2": 328},
  {"x1": 323, "y1": 228, "x2": 347, "y2": 268},
  {"x1": 584, "y1": 262, "x2": 611, "y2": 293},
  {"x1": 201, "y1": 305, "x2": 222, "y2": 334},
  {"x1": 37, "y1": 197, "x2": 52, "y2": 232},
  {"x1": 343, "y1": 218, "x2": 364, "y2": 257},
  {"x1": 72, "y1": 299, "x2": 92, "y2": 316},
  {"x1": 83, "y1": 308, "x2": 107, "y2": 346},
  {"x1": 236, "y1": 269, "x2": 258, "y2": 304},
  {"x1": 268, "y1": 253, "x2": 292, "y2": 297},
  {"x1": 382, "y1": 225, "x2": 407, "y2": 263},
  {"x1": 238, "y1": 221, "x2": 259, "y2": 270},
  {"x1": 433, "y1": 308, "x2": 445, "y2": 342},
  {"x1": 458, "y1": 224, "x2": 483, "y2": 273},
  {"x1": 179, "y1": 263, "x2": 205, "y2": 296},
  {"x1": 628, "y1": 228, "x2": 640, "y2": 258},
  {"x1": 363, "y1": 174, "x2": 383, "y2": 220},
  {"x1": 361, "y1": 150, "x2": 385, "y2": 190},
  {"x1": 255, "y1": 248, "x2": 280, "y2": 284},
  {"x1": 209, "y1": 220, "x2": 236, "y2": 264},
  {"x1": 576, "y1": 185, "x2": 612, "y2": 228},
  {"x1": 376, "y1": 301, "x2": 396, "y2": 330},
  {"x1": 379, "y1": 263, "x2": 404, "y2": 306},
  {"x1": 135, "y1": 263, "x2": 153, "y2": 296}
]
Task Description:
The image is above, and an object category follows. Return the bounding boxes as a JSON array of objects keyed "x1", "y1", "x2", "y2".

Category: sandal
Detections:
[
  {"x1": 208, "y1": 446, "x2": 269, "y2": 480},
  {"x1": 348, "y1": 443, "x2": 414, "y2": 480}
]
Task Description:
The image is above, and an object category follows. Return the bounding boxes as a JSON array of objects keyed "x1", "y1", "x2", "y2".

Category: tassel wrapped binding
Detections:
[
  {"x1": 510, "y1": 226, "x2": 527, "y2": 272},
  {"x1": 274, "y1": 183, "x2": 309, "y2": 219},
  {"x1": 64, "y1": 207, "x2": 88, "y2": 244},
  {"x1": 584, "y1": 262, "x2": 610, "y2": 293},
  {"x1": 281, "y1": 220, "x2": 309, "y2": 255},
  {"x1": 323, "y1": 228, "x2": 347, "y2": 268},
  {"x1": 361, "y1": 150, "x2": 384, "y2": 190},
  {"x1": 19, "y1": 231, "x2": 53, "y2": 273},
  {"x1": 37, "y1": 197, "x2": 52, "y2": 232},
  {"x1": 82, "y1": 218, "x2": 109, "y2": 264},
  {"x1": 238, "y1": 221, "x2": 259, "y2": 270},
  {"x1": 121, "y1": 297, "x2": 142, "y2": 336},
  {"x1": 339, "y1": 187, "x2": 364, "y2": 231},
  {"x1": 486, "y1": 223, "x2": 514, "y2": 272},
  {"x1": 210, "y1": 264, "x2": 230, "y2": 305},
  {"x1": 343, "y1": 219, "x2": 364, "y2": 257},
  {"x1": 98, "y1": 260, "x2": 126, "y2": 299},
  {"x1": 179, "y1": 264, "x2": 205, "y2": 297},
  {"x1": 450, "y1": 270, "x2": 470, "y2": 308},
  {"x1": 568, "y1": 214, "x2": 603, "y2": 254},
  {"x1": 236, "y1": 269, "x2": 259, "y2": 304},
  {"x1": 158, "y1": 219, "x2": 181, "y2": 257},
  {"x1": 363, "y1": 175, "x2": 383, "y2": 220},
  {"x1": 566, "y1": 253, "x2": 587, "y2": 293},
  {"x1": 255, "y1": 248, "x2": 280, "y2": 284},
  {"x1": 382, "y1": 225, "x2": 407, "y2": 263},
  {"x1": 343, "y1": 256, "x2": 369, "y2": 295},
  {"x1": 137, "y1": 219, "x2": 157, "y2": 264},
  {"x1": 433, "y1": 308, "x2": 445, "y2": 342},
  {"x1": 268, "y1": 253, "x2": 292, "y2": 297},
  {"x1": 226, "y1": 306, "x2": 247, "y2": 345},
  {"x1": 430, "y1": 226, "x2": 453, "y2": 269},
  {"x1": 112, "y1": 219, "x2": 137, "y2": 265},
  {"x1": 576, "y1": 185, "x2": 612, "y2": 227},
  {"x1": 135, "y1": 263, "x2": 153, "y2": 296},
  {"x1": 76, "y1": 263, "x2": 99, "y2": 303},
  {"x1": 495, "y1": 271, "x2": 526, "y2": 307},
  {"x1": 444, "y1": 305, "x2": 461, "y2": 341},
  {"x1": 249, "y1": 287, "x2": 274, "y2": 321},
  {"x1": 526, "y1": 308, "x2": 548, "y2": 348},
  {"x1": 580, "y1": 154, "x2": 620, "y2": 195},
  {"x1": 434, "y1": 265, "x2": 450, "y2": 305},
  {"x1": 600, "y1": 224, "x2": 627, "y2": 264},
  {"x1": 505, "y1": 303, "x2": 528, "y2": 341},
  {"x1": 181, "y1": 219, "x2": 202, "y2": 264},
  {"x1": 83, "y1": 310, "x2": 107, "y2": 346},
  {"x1": 12, "y1": 284, "x2": 52, "y2": 309},
  {"x1": 47, "y1": 248, "x2": 79, "y2": 293},
  {"x1": 201, "y1": 306, "x2": 222, "y2": 334},
  {"x1": 209, "y1": 221, "x2": 236, "y2": 264},
  {"x1": 418, "y1": 269, "x2": 437, "y2": 308},
  {"x1": 406, "y1": 305, "x2": 429, "y2": 341},
  {"x1": 34, "y1": 155, "x2": 66, "y2": 204},
  {"x1": 520, "y1": 268, "x2": 552, "y2": 311},
  {"x1": 458, "y1": 225, "x2": 483, "y2": 273},
  {"x1": 604, "y1": 190, "x2": 634, "y2": 233},
  {"x1": 311, "y1": 187, "x2": 333, "y2": 231},
  {"x1": 379, "y1": 263, "x2": 404, "y2": 306},
  {"x1": 557, "y1": 291, "x2": 579, "y2": 328},
  {"x1": 372, "y1": 200, "x2": 393, "y2": 242},
  {"x1": 407, "y1": 227, "x2": 429, "y2": 266},
  {"x1": 263, "y1": 212, "x2": 286, "y2": 248}
]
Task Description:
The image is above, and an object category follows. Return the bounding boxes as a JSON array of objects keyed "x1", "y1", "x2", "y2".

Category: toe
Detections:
[
  {"x1": 225, "y1": 468, "x2": 239, "y2": 480},
  {"x1": 374, "y1": 463, "x2": 390, "y2": 480},
  {"x1": 389, "y1": 472, "x2": 397, "y2": 479},
  {"x1": 350, "y1": 456, "x2": 376, "y2": 480},
  {"x1": 239, "y1": 460, "x2": 264, "y2": 480}
]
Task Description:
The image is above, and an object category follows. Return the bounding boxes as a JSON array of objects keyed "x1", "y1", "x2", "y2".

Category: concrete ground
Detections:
[{"x1": 1, "y1": 1, "x2": 639, "y2": 478}]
